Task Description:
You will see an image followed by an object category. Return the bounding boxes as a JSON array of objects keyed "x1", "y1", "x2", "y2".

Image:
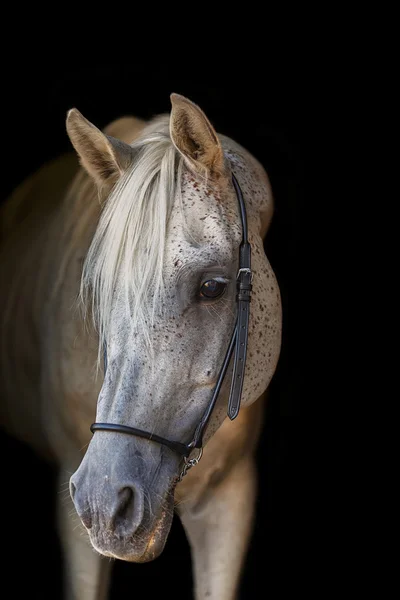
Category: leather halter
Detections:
[{"x1": 90, "y1": 173, "x2": 252, "y2": 478}]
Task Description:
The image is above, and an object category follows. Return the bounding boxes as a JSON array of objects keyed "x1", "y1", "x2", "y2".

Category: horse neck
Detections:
[
  {"x1": 47, "y1": 169, "x2": 102, "y2": 308},
  {"x1": 23, "y1": 166, "x2": 102, "y2": 406}
]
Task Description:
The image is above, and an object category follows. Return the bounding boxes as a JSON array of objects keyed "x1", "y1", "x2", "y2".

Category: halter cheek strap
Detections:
[
  {"x1": 227, "y1": 174, "x2": 252, "y2": 420},
  {"x1": 90, "y1": 173, "x2": 252, "y2": 478}
]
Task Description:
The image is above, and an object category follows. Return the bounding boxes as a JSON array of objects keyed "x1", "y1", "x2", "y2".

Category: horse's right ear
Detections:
[{"x1": 66, "y1": 109, "x2": 135, "y2": 188}]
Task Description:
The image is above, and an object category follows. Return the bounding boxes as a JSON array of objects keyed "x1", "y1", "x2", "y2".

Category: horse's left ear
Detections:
[
  {"x1": 66, "y1": 109, "x2": 135, "y2": 188},
  {"x1": 170, "y1": 93, "x2": 225, "y2": 178}
]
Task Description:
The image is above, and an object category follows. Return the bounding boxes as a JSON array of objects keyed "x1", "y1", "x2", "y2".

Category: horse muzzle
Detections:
[{"x1": 69, "y1": 432, "x2": 180, "y2": 561}]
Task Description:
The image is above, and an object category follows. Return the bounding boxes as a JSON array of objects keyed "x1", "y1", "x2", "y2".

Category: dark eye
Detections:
[{"x1": 199, "y1": 279, "x2": 227, "y2": 299}]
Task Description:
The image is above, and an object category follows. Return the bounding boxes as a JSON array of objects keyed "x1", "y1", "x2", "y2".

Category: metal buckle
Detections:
[
  {"x1": 237, "y1": 267, "x2": 253, "y2": 282},
  {"x1": 178, "y1": 447, "x2": 203, "y2": 481}
]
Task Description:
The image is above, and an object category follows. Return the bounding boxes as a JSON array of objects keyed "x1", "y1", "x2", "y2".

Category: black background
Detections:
[{"x1": 0, "y1": 49, "x2": 325, "y2": 599}]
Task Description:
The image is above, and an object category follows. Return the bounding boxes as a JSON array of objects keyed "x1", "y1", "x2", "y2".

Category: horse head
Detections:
[{"x1": 68, "y1": 94, "x2": 281, "y2": 562}]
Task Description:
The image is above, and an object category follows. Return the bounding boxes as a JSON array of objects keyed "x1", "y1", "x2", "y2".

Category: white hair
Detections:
[{"x1": 80, "y1": 116, "x2": 184, "y2": 364}]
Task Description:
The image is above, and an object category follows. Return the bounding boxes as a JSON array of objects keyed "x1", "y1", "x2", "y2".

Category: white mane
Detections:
[{"x1": 80, "y1": 117, "x2": 184, "y2": 363}]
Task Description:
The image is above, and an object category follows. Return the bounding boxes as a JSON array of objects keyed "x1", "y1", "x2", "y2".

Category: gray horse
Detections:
[{"x1": 0, "y1": 93, "x2": 282, "y2": 599}]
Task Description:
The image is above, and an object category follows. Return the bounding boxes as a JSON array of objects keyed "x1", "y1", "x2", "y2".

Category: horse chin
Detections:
[{"x1": 89, "y1": 497, "x2": 175, "y2": 563}]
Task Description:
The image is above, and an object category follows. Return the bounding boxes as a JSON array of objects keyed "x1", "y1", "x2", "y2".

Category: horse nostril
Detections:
[
  {"x1": 115, "y1": 487, "x2": 135, "y2": 526},
  {"x1": 69, "y1": 478, "x2": 92, "y2": 529},
  {"x1": 80, "y1": 511, "x2": 93, "y2": 529},
  {"x1": 112, "y1": 484, "x2": 145, "y2": 537},
  {"x1": 69, "y1": 480, "x2": 76, "y2": 501}
]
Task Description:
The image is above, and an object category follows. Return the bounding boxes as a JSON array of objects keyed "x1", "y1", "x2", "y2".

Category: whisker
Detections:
[
  {"x1": 219, "y1": 298, "x2": 236, "y2": 318},
  {"x1": 207, "y1": 304, "x2": 225, "y2": 323}
]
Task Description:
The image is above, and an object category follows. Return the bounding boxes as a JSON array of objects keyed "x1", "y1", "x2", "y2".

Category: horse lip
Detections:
[
  {"x1": 84, "y1": 474, "x2": 177, "y2": 562},
  {"x1": 88, "y1": 501, "x2": 174, "y2": 563}
]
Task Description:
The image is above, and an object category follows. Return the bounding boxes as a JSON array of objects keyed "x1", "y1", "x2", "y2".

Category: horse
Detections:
[{"x1": 0, "y1": 93, "x2": 282, "y2": 599}]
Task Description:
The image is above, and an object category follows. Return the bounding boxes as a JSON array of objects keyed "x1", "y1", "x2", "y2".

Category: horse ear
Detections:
[
  {"x1": 170, "y1": 93, "x2": 225, "y2": 177},
  {"x1": 66, "y1": 109, "x2": 135, "y2": 188}
]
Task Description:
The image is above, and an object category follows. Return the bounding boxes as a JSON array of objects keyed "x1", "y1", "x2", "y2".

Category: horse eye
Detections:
[{"x1": 199, "y1": 279, "x2": 227, "y2": 299}]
